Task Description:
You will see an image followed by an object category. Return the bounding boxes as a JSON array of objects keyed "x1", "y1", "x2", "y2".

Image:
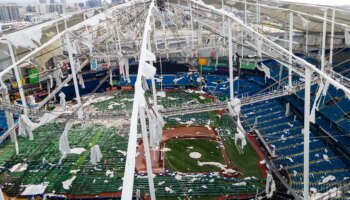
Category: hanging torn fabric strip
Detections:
[
  {"x1": 119, "y1": 54, "x2": 126, "y2": 81},
  {"x1": 59, "y1": 92, "x2": 66, "y2": 111},
  {"x1": 54, "y1": 68, "x2": 63, "y2": 86},
  {"x1": 310, "y1": 82, "x2": 325, "y2": 124},
  {"x1": 90, "y1": 145, "x2": 103, "y2": 165},
  {"x1": 77, "y1": 74, "x2": 85, "y2": 89},
  {"x1": 124, "y1": 58, "x2": 130, "y2": 83},
  {"x1": 48, "y1": 75, "x2": 54, "y2": 88},
  {"x1": 145, "y1": 106, "x2": 165, "y2": 149},
  {"x1": 146, "y1": 108, "x2": 156, "y2": 148},
  {"x1": 256, "y1": 37, "x2": 262, "y2": 58},
  {"x1": 19, "y1": 113, "x2": 61, "y2": 140},
  {"x1": 285, "y1": 102, "x2": 290, "y2": 116},
  {"x1": 27, "y1": 95, "x2": 37, "y2": 106},
  {"x1": 258, "y1": 63, "x2": 271, "y2": 82},
  {"x1": 18, "y1": 115, "x2": 36, "y2": 140},
  {"x1": 253, "y1": 117, "x2": 258, "y2": 129},
  {"x1": 109, "y1": 69, "x2": 113, "y2": 86},
  {"x1": 118, "y1": 51, "x2": 130, "y2": 83},
  {"x1": 59, "y1": 121, "x2": 73, "y2": 155},
  {"x1": 142, "y1": 62, "x2": 156, "y2": 79},
  {"x1": 143, "y1": 49, "x2": 156, "y2": 62},
  {"x1": 345, "y1": 27, "x2": 350, "y2": 46},
  {"x1": 228, "y1": 98, "x2": 241, "y2": 117},
  {"x1": 235, "y1": 117, "x2": 247, "y2": 151},
  {"x1": 322, "y1": 80, "x2": 330, "y2": 96},
  {"x1": 142, "y1": 77, "x2": 149, "y2": 91}
]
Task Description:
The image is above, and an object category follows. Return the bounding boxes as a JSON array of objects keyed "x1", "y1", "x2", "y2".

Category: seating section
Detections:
[
  {"x1": 288, "y1": 85, "x2": 350, "y2": 152},
  {"x1": 0, "y1": 111, "x2": 8, "y2": 135},
  {"x1": 241, "y1": 100, "x2": 350, "y2": 195},
  {"x1": 119, "y1": 74, "x2": 263, "y2": 97},
  {"x1": 263, "y1": 53, "x2": 350, "y2": 153}
]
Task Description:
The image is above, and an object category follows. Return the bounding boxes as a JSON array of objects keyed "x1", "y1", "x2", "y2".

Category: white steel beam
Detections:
[
  {"x1": 7, "y1": 42, "x2": 28, "y2": 116},
  {"x1": 221, "y1": 0, "x2": 225, "y2": 36},
  {"x1": 65, "y1": 33, "x2": 83, "y2": 119},
  {"x1": 228, "y1": 18, "x2": 234, "y2": 100},
  {"x1": 303, "y1": 67, "x2": 311, "y2": 200},
  {"x1": 226, "y1": 0, "x2": 350, "y2": 31},
  {"x1": 189, "y1": 0, "x2": 194, "y2": 49},
  {"x1": 190, "y1": 0, "x2": 350, "y2": 96},
  {"x1": 121, "y1": 0, "x2": 155, "y2": 199},
  {"x1": 139, "y1": 106, "x2": 156, "y2": 200},
  {"x1": 288, "y1": 12, "x2": 293, "y2": 88},
  {"x1": 244, "y1": 0, "x2": 247, "y2": 24},
  {"x1": 6, "y1": 42, "x2": 21, "y2": 154},
  {"x1": 305, "y1": 21, "x2": 308, "y2": 53},
  {"x1": 321, "y1": 9, "x2": 328, "y2": 72},
  {"x1": 0, "y1": 1, "x2": 137, "y2": 86},
  {"x1": 329, "y1": 9, "x2": 335, "y2": 66}
]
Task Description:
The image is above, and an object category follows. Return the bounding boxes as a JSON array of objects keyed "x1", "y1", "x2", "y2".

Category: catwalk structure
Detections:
[{"x1": 0, "y1": 0, "x2": 349, "y2": 199}]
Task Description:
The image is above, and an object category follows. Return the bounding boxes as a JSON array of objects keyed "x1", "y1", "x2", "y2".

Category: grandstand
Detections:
[{"x1": 0, "y1": 0, "x2": 349, "y2": 200}]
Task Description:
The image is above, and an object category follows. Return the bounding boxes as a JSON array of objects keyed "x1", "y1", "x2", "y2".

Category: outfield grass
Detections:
[
  {"x1": 165, "y1": 139, "x2": 225, "y2": 172},
  {"x1": 221, "y1": 136, "x2": 264, "y2": 180}
]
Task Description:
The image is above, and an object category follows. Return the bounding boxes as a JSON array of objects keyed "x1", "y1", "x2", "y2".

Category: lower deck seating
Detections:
[{"x1": 241, "y1": 100, "x2": 350, "y2": 195}]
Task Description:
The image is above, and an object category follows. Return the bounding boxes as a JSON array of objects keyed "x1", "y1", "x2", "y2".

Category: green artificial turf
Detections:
[
  {"x1": 164, "y1": 139, "x2": 225, "y2": 172},
  {"x1": 0, "y1": 124, "x2": 129, "y2": 195},
  {"x1": 92, "y1": 92, "x2": 134, "y2": 111},
  {"x1": 221, "y1": 136, "x2": 264, "y2": 180}
]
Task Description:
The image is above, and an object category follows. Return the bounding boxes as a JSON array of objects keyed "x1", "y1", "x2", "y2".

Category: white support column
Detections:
[
  {"x1": 2, "y1": 87, "x2": 18, "y2": 155},
  {"x1": 303, "y1": 67, "x2": 312, "y2": 200},
  {"x1": 221, "y1": 0, "x2": 225, "y2": 37},
  {"x1": 3, "y1": 91, "x2": 15, "y2": 140},
  {"x1": 288, "y1": 12, "x2": 293, "y2": 88},
  {"x1": 65, "y1": 33, "x2": 83, "y2": 119},
  {"x1": 329, "y1": 9, "x2": 335, "y2": 67},
  {"x1": 159, "y1": 56, "x2": 163, "y2": 91},
  {"x1": 121, "y1": 1, "x2": 156, "y2": 199},
  {"x1": 83, "y1": 11, "x2": 89, "y2": 33},
  {"x1": 258, "y1": 2, "x2": 261, "y2": 25},
  {"x1": 189, "y1": 0, "x2": 194, "y2": 49},
  {"x1": 244, "y1": 0, "x2": 247, "y2": 24},
  {"x1": 6, "y1": 42, "x2": 20, "y2": 154},
  {"x1": 148, "y1": 20, "x2": 158, "y2": 110},
  {"x1": 56, "y1": 21, "x2": 65, "y2": 55},
  {"x1": 164, "y1": 32, "x2": 169, "y2": 60},
  {"x1": 55, "y1": 21, "x2": 60, "y2": 34},
  {"x1": 116, "y1": 18, "x2": 122, "y2": 52},
  {"x1": 139, "y1": 106, "x2": 156, "y2": 200},
  {"x1": 7, "y1": 44, "x2": 28, "y2": 117},
  {"x1": 240, "y1": 0, "x2": 247, "y2": 61},
  {"x1": 228, "y1": 18, "x2": 234, "y2": 100},
  {"x1": 321, "y1": 9, "x2": 328, "y2": 72},
  {"x1": 64, "y1": 19, "x2": 68, "y2": 30},
  {"x1": 241, "y1": 30, "x2": 244, "y2": 60},
  {"x1": 198, "y1": 24, "x2": 203, "y2": 46},
  {"x1": 152, "y1": 16, "x2": 158, "y2": 53},
  {"x1": 305, "y1": 22, "x2": 309, "y2": 53},
  {"x1": 160, "y1": 19, "x2": 169, "y2": 59},
  {"x1": 256, "y1": 1, "x2": 259, "y2": 28}
]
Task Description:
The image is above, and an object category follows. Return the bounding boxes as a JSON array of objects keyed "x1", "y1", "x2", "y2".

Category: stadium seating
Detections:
[{"x1": 241, "y1": 99, "x2": 350, "y2": 195}]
